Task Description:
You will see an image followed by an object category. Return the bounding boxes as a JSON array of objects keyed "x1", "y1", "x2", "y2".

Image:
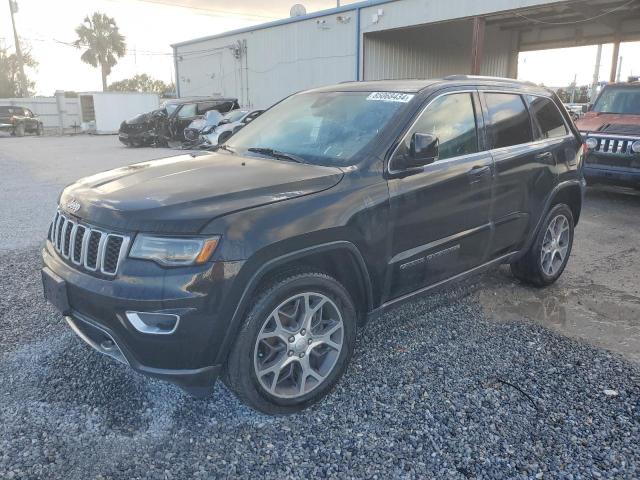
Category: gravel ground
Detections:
[{"x1": 1, "y1": 248, "x2": 639, "y2": 479}]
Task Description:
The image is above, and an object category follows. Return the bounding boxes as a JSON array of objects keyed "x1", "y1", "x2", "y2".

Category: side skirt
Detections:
[{"x1": 367, "y1": 251, "x2": 518, "y2": 321}]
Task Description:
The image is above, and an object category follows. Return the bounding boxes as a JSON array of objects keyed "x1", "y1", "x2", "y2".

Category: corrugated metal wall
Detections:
[
  {"x1": 176, "y1": 13, "x2": 357, "y2": 108},
  {"x1": 363, "y1": 21, "x2": 517, "y2": 81}
]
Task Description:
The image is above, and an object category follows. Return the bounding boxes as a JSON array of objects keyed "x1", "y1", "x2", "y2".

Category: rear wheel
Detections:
[
  {"x1": 36, "y1": 123, "x2": 44, "y2": 136},
  {"x1": 225, "y1": 270, "x2": 356, "y2": 414},
  {"x1": 511, "y1": 203, "x2": 574, "y2": 287}
]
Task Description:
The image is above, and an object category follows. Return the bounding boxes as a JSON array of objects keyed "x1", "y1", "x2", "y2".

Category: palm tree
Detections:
[{"x1": 73, "y1": 13, "x2": 126, "y2": 91}]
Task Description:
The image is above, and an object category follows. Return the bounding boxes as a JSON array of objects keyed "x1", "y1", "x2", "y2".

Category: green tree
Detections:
[
  {"x1": 0, "y1": 44, "x2": 37, "y2": 97},
  {"x1": 73, "y1": 12, "x2": 126, "y2": 91},
  {"x1": 108, "y1": 74, "x2": 174, "y2": 96}
]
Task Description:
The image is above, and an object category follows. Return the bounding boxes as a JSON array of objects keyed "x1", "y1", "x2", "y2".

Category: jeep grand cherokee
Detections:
[{"x1": 42, "y1": 77, "x2": 585, "y2": 414}]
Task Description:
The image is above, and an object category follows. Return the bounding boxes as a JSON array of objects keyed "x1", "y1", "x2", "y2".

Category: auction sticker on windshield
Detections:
[{"x1": 367, "y1": 92, "x2": 415, "y2": 103}]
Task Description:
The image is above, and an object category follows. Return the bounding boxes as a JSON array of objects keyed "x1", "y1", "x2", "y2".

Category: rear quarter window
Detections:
[
  {"x1": 485, "y1": 93, "x2": 533, "y2": 149},
  {"x1": 527, "y1": 96, "x2": 567, "y2": 139}
]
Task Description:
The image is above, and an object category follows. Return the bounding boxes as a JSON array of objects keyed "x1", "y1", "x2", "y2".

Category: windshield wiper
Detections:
[{"x1": 247, "y1": 147, "x2": 306, "y2": 163}]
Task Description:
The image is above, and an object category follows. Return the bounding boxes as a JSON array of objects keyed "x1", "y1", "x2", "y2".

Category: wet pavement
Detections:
[{"x1": 478, "y1": 185, "x2": 640, "y2": 364}]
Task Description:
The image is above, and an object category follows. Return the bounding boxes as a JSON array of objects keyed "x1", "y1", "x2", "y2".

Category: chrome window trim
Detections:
[{"x1": 388, "y1": 89, "x2": 478, "y2": 175}]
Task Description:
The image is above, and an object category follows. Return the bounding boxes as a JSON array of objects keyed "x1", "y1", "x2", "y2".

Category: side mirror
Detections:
[
  {"x1": 408, "y1": 133, "x2": 438, "y2": 167},
  {"x1": 586, "y1": 103, "x2": 593, "y2": 112}
]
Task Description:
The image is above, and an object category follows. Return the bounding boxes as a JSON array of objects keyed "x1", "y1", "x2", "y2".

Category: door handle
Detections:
[
  {"x1": 535, "y1": 152, "x2": 554, "y2": 162},
  {"x1": 468, "y1": 165, "x2": 491, "y2": 183}
]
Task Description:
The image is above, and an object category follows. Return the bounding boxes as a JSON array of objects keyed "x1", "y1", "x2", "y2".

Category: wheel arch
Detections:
[
  {"x1": 514, "y1": 179, "x2": 584, "y2": 263},
  {"x1": 215, "y1": 241, "x2": 373, "y2": 366}
]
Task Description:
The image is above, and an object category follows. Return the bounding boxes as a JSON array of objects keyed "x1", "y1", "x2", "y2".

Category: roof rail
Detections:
[{"x1": 443, "y1": 75, "x2": 537, "y2": 86}]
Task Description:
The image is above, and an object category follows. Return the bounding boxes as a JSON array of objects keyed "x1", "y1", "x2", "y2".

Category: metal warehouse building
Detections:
[{"x1": 172, "y1": 0, "x2": 640, "y2": 108}]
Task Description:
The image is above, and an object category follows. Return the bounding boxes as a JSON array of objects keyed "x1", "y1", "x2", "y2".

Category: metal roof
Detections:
[{"x1": 171, "y1": 0, "x2": 395, "y2": 48}]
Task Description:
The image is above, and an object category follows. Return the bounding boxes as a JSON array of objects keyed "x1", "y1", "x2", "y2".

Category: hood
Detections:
[
  {"x1": 59, "y1": 152, "x2": 344, "y2": 233},
  {"x1": 576, "y1": 112, "x2": 640, "y2": 135},
  {"x1": 125, "y1": 109, "x2": 164, "y2": 125}
]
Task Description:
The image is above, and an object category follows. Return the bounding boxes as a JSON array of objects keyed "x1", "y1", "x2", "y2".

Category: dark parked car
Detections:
[
  {"x1": 118, "y1": 97, "x2": 239, "y2": 146},
  {"x1": 575, "y1": 81, "x2": 640, "y2": 188},
  {"x1": 0, "y1": 105, "x2": 44, "y2": 136},
  {"x1": 42, "y1": 77, "x2": 585, "y2": 414}
]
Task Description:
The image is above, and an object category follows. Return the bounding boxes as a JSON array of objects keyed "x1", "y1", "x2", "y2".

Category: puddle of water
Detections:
[{"x1": 478, "y1": 268, "x2": 640, "y2": 365}]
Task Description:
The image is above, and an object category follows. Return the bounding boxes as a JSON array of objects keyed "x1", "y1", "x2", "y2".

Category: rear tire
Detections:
[
  {"x1": 510, "y1": 203, "x2": 574, "y2": 287},
  {"x1": 36, "y1": 123, "x2": 44, "y2": 136},
  {"x1": 15, "y1": 123, "x2": 25, "y2": 137},
  {"x1": 224, "y1": 270, "x2": 357, "y2": 414}
]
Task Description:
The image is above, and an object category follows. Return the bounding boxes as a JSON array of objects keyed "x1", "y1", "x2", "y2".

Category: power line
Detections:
[
  {"x1": 513, "y1": 0, "x2": 637, "y2": 25},
  {"x1": 131, "y1": 0, "x2": 280, "y2": 21}
]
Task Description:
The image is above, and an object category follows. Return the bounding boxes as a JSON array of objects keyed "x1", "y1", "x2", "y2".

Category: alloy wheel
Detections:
[
  {"x1": 540, "y1": 214, "x2": 570, "y2": 276},
  {"x1": 253, "y1": 292, "x2": 344, "y2": 399}
]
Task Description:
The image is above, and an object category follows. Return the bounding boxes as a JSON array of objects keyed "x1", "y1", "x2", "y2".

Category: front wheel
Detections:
[
  {"x1": 511, "y1": 203, "x2": 574, "y2": 287},
  {"x1": 224, "y1": 271, "x2": 357, "y2": 414},
  {"x1": 14, "y1": 123, "x2": 25, "y2": 137}
]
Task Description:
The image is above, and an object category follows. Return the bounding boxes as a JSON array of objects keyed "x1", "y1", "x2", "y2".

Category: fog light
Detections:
[
  {"x1": 126, "y1": 311, "x2": 180, "y2": 335},
  {"x1": 632, "y1": 140, "x2": 640, "y2": 154},
  {"x1": 585, "y1": 137, "x2": 598, "y2": 150}
]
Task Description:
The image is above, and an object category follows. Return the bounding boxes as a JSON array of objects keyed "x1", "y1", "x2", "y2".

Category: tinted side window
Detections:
[
  {"x1": 178, "y1": 104, "x2": 197, "y2": 118},
  {"x1": 485, "y1": 93, "x2": 532, "y2": 149},
  {"x1": 527, "y1": 96, "x2": 567, "y2": 139},
  {"x1": 395, "y1": 93, "x2": 478, "y2": 162}
]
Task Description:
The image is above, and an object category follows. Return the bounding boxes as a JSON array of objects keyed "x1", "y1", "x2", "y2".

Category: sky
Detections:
[{"x1": 1, "y1": 0, "x2": 639, "y2": 95}]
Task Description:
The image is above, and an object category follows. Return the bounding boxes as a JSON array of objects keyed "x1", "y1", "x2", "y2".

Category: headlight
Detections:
[
  {"x1": 585, "y1": 137, "x2": 598, "y2": 150},
  {"x1": 130, "y1": 235, "x2": 220, "y2": 266},
  {"x1": 632, "y1": 140, "x2": 640, "y2": 154}
]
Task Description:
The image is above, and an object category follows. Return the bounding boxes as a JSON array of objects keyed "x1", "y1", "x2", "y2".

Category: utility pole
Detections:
[
  {"x1": 8, "y1": 0, "x2": 28, "y2": 97},
  {"x1": 616, "y1": 56, "x2": 623, "y2": 83},
  {"x1": 570, "y1": 74, "x2": 577, "y2": 104},
  {"x1": 590, "y1": 44, "x2": 602, "y2": 102}
]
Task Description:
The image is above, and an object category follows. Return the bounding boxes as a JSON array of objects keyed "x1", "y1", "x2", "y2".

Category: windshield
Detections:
[
  {"x1": 224, "y1": 110, "x2": 248, "y2": 123},
  {"x1": 593, "y1": 87, "x2": 640, "y2": 114},
  {"x1": 226, "y1": 91, "x2": 412, "y2": 166}
]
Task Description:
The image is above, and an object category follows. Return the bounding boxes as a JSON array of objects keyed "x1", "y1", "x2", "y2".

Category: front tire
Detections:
[
  {"x1": 511, "y1": 203, "x2": 574, "y2": 287},
  {"x1": 14, "y1": 123, "x2": 25, "y2": 137},
  {"x1": 225, "y1": 270, "x2": 357, "y2": 414}
]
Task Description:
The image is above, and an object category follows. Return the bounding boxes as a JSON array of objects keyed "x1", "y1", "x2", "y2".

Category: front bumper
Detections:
[
  {"x1": 42, "y1": 241, "x2": 244, "y2": 396},
  {"x1": 584, "y1": 153, "x2": 640, "y2": 186}
]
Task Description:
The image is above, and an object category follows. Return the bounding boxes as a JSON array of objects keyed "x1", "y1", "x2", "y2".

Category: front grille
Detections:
[
  {"x1": 49, "y1": 210, "x2": 129, "y2": 276},
  {"x1": 587, "y1": 136, "x2": 636, "y2": 155}
]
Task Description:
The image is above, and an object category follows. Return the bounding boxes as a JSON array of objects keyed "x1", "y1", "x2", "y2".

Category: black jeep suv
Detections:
[{"x1": 42, "y1": 77, "x2": 585, "y2": 414}]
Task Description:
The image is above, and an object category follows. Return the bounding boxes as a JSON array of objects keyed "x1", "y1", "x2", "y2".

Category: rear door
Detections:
[
  {"x1": 386, "y1": 89, "x2": 494, "y2": 300},
  {"x1": 480, "y1": 91, "x2": 558, "y2": 258}
]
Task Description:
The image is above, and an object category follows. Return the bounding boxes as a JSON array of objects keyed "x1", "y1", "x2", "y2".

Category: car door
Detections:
[
  {"x1": 385, "y1": 90, "x2": 494, "y2": 301},
  {"x1": 480, "y1": 91, "x2": 559, "y2": 258},
  {"x1": 172, "y1": 103, "x2": 198, "y2": 139}
]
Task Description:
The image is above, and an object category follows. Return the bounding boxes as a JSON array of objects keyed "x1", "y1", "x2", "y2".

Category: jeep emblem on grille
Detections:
[{"x1": 65, "y1": 198, "x2": 81, "y2": 213}]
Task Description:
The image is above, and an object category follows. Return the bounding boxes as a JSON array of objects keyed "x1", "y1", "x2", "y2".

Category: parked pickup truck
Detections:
[
  {"x1": 0, "y1": 105, "x2": 44, "y2": 136},
  {"x1": 42, "y1": 77, "x2": 585, "y2": 414},
  {"x1": 576, "y1": 82, "x2": 640, "y2": 188}
]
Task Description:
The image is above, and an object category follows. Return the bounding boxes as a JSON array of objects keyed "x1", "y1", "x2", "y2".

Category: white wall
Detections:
[
  {"x1": 176, "y1": 11, "x2": 357, "y2": 108},
  {"x1": 89, "y1": 92, "x2": 159, "y2": 134}
]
